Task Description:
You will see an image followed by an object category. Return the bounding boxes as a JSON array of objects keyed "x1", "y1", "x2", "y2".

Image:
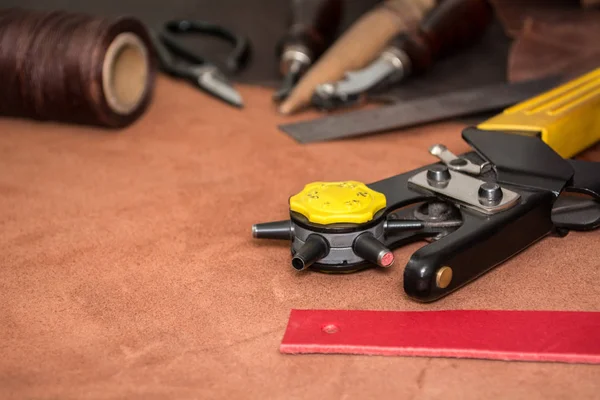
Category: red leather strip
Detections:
[{"x1": 281, "y1": 309, "x2": 600, "y2": 363}]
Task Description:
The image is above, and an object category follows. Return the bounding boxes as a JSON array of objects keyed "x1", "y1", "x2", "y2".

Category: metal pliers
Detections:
[
  {"x1": 151, "y1": 20, "x2": 251, "y2": 108},
  {"x1": 252, "y1": 129, "x2": 600, "y2": 302}
]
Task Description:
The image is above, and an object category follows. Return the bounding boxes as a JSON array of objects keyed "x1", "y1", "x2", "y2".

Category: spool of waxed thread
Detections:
[{"x1": 0, "y1": 8, "x2": 156, "y2": 128}]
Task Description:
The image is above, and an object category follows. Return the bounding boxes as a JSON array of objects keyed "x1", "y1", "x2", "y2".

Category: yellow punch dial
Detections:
[{"x1": 289, "y1": 181, "x2": 387, "y2": 225}]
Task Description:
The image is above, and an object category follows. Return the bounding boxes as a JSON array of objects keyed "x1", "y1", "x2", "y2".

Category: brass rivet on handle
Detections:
[{"x1": 436, "y1": 266, "x2": 453, "y2": 288}]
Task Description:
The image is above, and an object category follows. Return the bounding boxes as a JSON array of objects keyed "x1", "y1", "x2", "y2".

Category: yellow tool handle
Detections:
[{"x1": 478, "y1": 67, "x2": 600, "y2": 158}]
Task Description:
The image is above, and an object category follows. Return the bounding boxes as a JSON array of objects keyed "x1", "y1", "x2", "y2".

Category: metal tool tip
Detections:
[
  {"x1": 224, "y1": 90, "x2": 244, "y2": 108},
  {"x1": 429, "y1": 144, "x2": 447, "y2": 155},
  {"x1": 251, "y1": 225, "x2": 258, "y2": 238},
  {"x1": 291, "y1": 257, "x2": 307, "y2": 271},
  {"x1": 197, "y1": 68, "x2": 244, "y2": 108}
]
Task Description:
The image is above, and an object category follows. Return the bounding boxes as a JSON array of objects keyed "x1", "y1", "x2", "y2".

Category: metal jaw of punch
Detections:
[{"x1": 252, "y1": 128, "x2": 600, "y2": 302}]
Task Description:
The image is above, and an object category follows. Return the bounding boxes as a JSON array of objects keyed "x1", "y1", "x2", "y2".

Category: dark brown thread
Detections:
[{"x1": 0, "y1": 8, "x2": 156, "y2": 128}]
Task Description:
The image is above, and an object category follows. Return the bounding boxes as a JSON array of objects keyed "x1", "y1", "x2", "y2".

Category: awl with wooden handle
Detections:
[
  {"x1": 312, "y1": 0, "x2": 494, "y2": 110},
  {"x1": 273, "y1": 0, "x2": 344, "y2": 102},
  {"x1": 278, "y1": 0, "x2": 436, "y2": 115}
]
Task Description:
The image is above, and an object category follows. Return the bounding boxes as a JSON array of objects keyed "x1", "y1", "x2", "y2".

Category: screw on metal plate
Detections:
[
  {"x1": 478, "y1": 182, "x2": 503, "y2": 206},
  {"x1": 429, "y1": 144, "x2": 490, "y2": 175},
  {"x1": 426, "y1": 165, "x2": 451, "y2": 188}
]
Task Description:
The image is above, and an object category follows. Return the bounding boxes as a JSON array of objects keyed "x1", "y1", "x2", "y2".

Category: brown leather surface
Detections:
[{"x1": 1, "y1": 78, "x2": 600, "y2": 399}]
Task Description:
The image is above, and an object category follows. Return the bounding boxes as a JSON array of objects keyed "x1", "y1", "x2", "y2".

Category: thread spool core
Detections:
[{"x1": 102, "y1": 32, "x2": 149, "y2": 115}]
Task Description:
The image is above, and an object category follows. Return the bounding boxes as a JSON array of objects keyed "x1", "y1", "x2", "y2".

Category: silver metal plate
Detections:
[{"x1": 408, "y1": 170, "x2": 520, "y2": 215}]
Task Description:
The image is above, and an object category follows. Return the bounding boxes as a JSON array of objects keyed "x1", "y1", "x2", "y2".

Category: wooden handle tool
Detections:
[
  {"x1": 312, "y1": 0, "x2": 493, "y2": 110},
  {"x1": 273, "y1": 0, "x2": 344, "y2": 102},
  {"x1": 278, "y1": 0, "x2": 436, "y2": 115}
]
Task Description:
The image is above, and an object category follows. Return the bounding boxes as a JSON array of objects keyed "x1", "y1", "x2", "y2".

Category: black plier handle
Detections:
[
  {"x1": 159, "y1": 20, "x2": 251, "y2": 73},
  {"x1": 150, "y1": 19, "x2": 251, "y2": 108}
]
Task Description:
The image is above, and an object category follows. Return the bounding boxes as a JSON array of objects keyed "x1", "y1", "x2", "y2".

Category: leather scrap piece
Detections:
[
  {"x1": 489, "y1": 0, "x2": 581, "y2": 37},
  {"x1": 582, "y1": 0, "x2": 600, "y2": 8},
  {"x1": 281, "y1": 309, "x2": 600, "y2": 363},
  {"x1": 507, "y1": 11, "x2": 600, "y2": 82}
]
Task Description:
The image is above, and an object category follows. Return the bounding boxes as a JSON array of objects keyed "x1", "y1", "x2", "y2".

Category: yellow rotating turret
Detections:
[{"x1": 289, "y1": 181, "x2": 387, "y2": 225}]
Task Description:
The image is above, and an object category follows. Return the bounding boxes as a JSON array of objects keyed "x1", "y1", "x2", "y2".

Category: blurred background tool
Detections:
[
  {"x1": 278, "y1": 0, "x2": 436, "y2": 115},
  {"x1": 0, "y1": 8, "x2": 155, "y2": 128},
  {"x1": 312, "y1": 0, "x2": 493, "y2": 110},
  {"x1": 272, "y1": 0, "x2": 344, "y2": 102},
  {"x1": 280, "y1": 76, "x2": 561, "y2": 143},
  {"x1": 152, "y1": 19, "x2": 250, "y2": 108}
]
